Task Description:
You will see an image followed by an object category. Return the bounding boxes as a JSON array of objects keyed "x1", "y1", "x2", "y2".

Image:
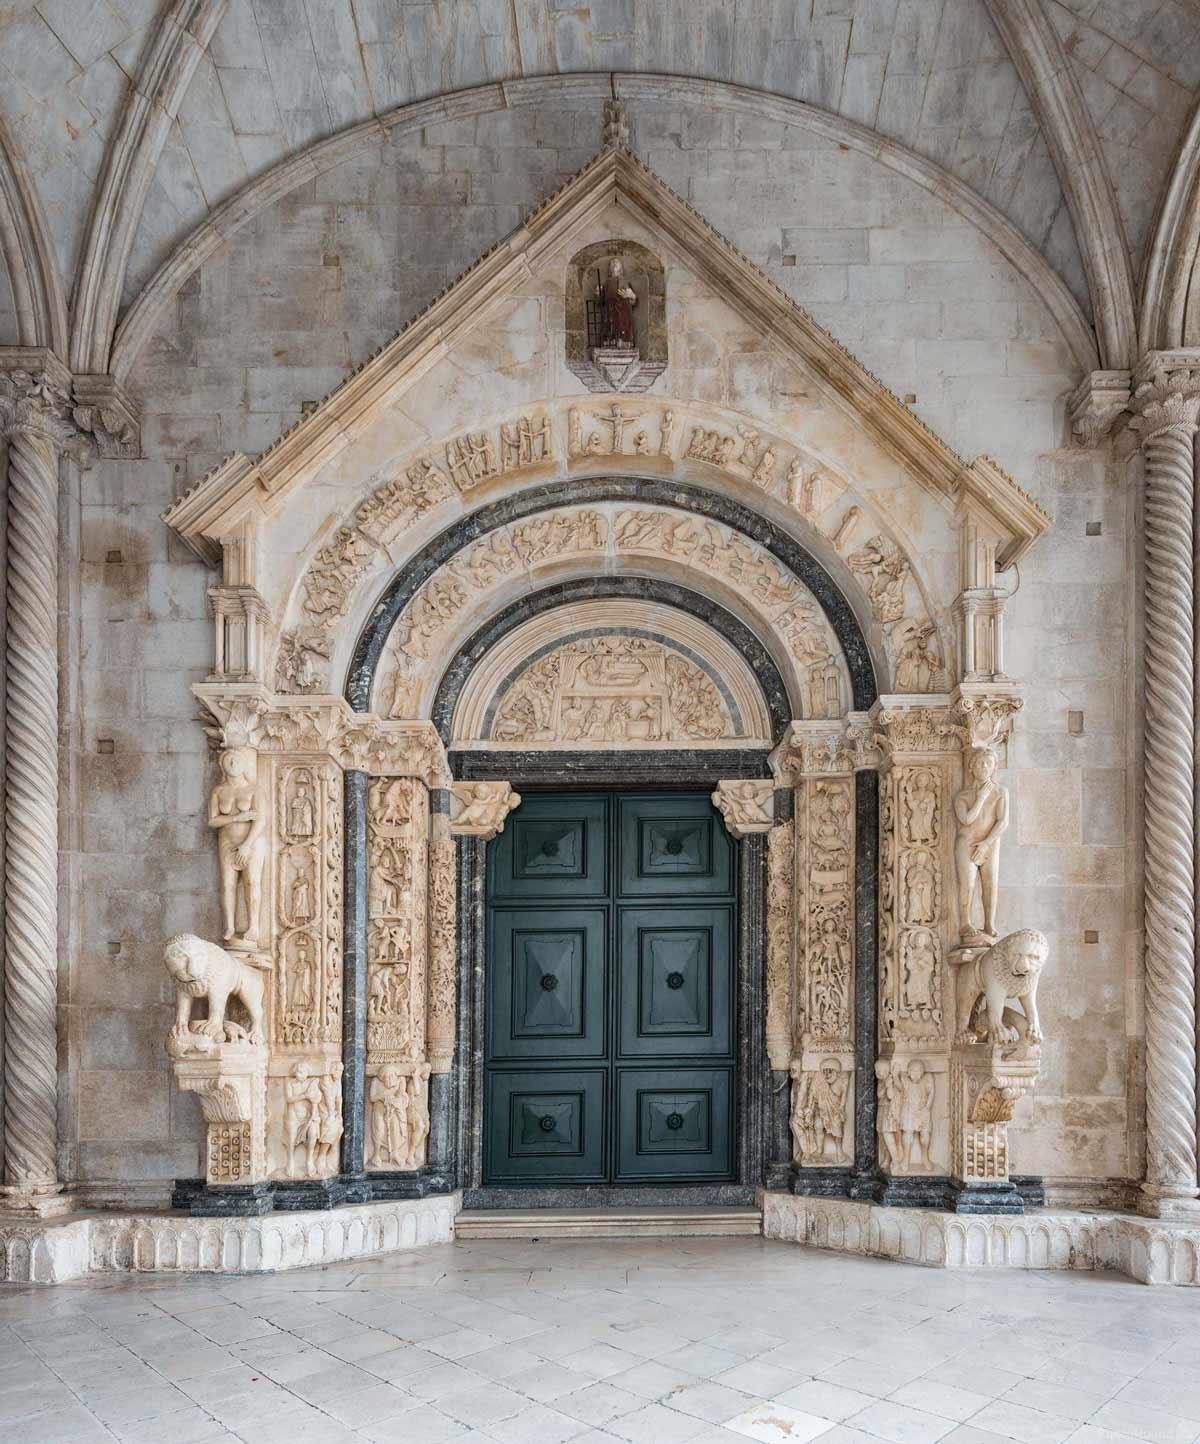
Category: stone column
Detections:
[
  {"x1": 0, "y1": 357, "x2": 77, "y2": 1216},
  {"x1": 1133, "y1": 369, "x2": 1200, "y2": 1215}
]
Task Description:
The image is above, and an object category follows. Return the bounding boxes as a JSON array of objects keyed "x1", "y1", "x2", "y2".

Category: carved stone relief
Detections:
[
  {"x1": 766, "y1": 818, "x2": 795, "y2": 1071},
  {"x1": 449, "y1": 781, "x2": 521, "y2": 840},
  {"x1": 366, "y1": 777, "x2": 429, "y2": 1063},
  {"x1": 800, "y1": 779, "x2": 854, "y2": 1048},
  {"x1": 712, "y1": 780, "x2": 775, "y2": 837},
  {"x1": 491, "y1": 635, "x2": 734, "y2": 745},
  {"x1": 426, "y1": 826, "x2": 457, "y2": 1073},
  {"x1": 367, "y1": 1062, "x2": 432, "y2": 1169},
  {"x1": 790, "y1": 1056, "x2": 851, "y2": 1167},
  {"x1": 953, "y1": 745, "x2": 1010, "y2": 946},
  {"x1": 281, "y1": 1058, "x2": 343, "y2": 1179},
  {"x1": 208, "y1": 747, "x2": 269, "y2": 952}
]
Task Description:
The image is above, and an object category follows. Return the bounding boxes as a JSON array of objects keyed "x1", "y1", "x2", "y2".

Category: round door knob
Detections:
[
  {"x1": 666, "y1": 1112, "x2": 684, "y2": 1131},
  {"x1": 539, "y1": 1115, "x2": 556, "y2": 1133},
  {"x1": 666, "y1": 971, "x2": 685, "y2": 990},
  {"x1": 540, "y1": 974, "x2": 559, "y2": 992}
]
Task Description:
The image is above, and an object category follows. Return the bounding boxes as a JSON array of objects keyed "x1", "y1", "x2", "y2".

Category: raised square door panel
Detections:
[
  {"x1": 618, "y1": 795, "x2": 734, "y2": 897},
  {"x1": 488, "y1": 908, "x2": 606, "y2": 1060},
  {"x1": 615, "y1": 1068, "x2": 734, "y2": 1181},
  {"x1": 489, "y1": 794, "x2": 608, "y2": 900},
  {"x1": 485, "y1": 1069, "x2": 606, "y2": 1183},
  {"x1": 618, "y1": 906, "x2": 733, "y2": 1057}
]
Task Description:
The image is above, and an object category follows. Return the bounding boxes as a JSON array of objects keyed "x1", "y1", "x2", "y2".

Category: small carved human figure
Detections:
[
  {"x1": 208, "y1": 747, "x2": 268, "y2": 947},
  {"x1": 285, "y1": 1062, "x2": 322, "y2": 1178},
  {"x1": 953, "y1": 747, "x2": 1009, "y2": 943},
  {"x1": 875, "y1": 1060, "x2": 900, "y2": 1171},
  {"x1": 369, "y1": 1065, "x2": 409, "y2": 1167},
  {"x1": 894, "y1": 623, "x2": 942, "y2": 692},
  {"x1": 290, "y1": 869, "x2": 312, "y2": 924},
  {"x1": 809, "y1": 915, "x2": 849, "y2": 1037},
  {"x1": 902, "y1": 928, "x2": 938, "y2": 1022},
  {"x1": 905, "y1": 769, "x2": 937, "y2": 844},
  {"x1": 405, "y1": 1068, "x2": 431, "y2": 1167},
  {"x1": 896, "y1": 1058, "x2": 934, "y2": 1171},
  {"x1": 659, "y1": 409, "x2": 675, "y2": 457},
  {"x1": 288, "y1": 782, "x2": 315, "y2": 836},
  {"x1": 792, "y1": 1059, "x2": 849, "y2": 1165},
  {"x1": 289, "y1": 939, "x2": 314, "y2": 1009},
  {"x1": 904, "y1": 850, "x2": 937, "y2": 924},
  {"x1": 315, "y1": 1064, "x2": 344, "y2": 1174}
]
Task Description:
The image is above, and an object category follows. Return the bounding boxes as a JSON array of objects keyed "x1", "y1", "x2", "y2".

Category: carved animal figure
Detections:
[
  {"x1": 954, "y1": 928, "x2": 1048, "y2": 1046},
  {"x1": 164, "y1": 934, "x2": 267, "y2": 1046}
]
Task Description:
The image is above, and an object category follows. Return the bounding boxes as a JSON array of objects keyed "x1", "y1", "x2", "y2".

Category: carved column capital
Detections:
[
  {"x1": 712, "y1": 779, "x2": 775, "y2": 837},
  {"x1": 769, "y1": 718, "x2": 878, "y2": 782},
  {"x1": 0, "y1": 350, "x2": 80, "y2": 450},
  {"x1": 449, "y1": 781, "x2": 521, "y2": 840},
  {"x1": 1131, "y1": 361, "x2": 1200, "y2": 442},
  {"x1": 1068, "y1": 369, "x2": 1132, "y2": 447}
]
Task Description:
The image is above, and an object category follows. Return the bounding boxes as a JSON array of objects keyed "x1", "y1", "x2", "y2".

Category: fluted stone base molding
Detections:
[
  {"x1": 1133, "y1": 356, "x2": 1200, "y2": 1218},
  {"x1": 0, "y1": 1192, "x2": 460, "y2": 1284},
  {"x1": 762, "y1": 1192, "x2": 1200, "y2": 1285}
]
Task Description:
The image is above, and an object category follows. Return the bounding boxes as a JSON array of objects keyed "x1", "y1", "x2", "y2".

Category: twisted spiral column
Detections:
[
  {"x1": 1137, "y1": 383, "x2": 1200, "y2": 1215},
  {"x1": 1, "y1": 426, "x2": 63, "y2": 1205}
]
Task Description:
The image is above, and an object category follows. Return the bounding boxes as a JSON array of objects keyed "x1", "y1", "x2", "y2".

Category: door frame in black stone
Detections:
[{"x1": 454, "y1": 753, "x2": 771, "y2": 1209}]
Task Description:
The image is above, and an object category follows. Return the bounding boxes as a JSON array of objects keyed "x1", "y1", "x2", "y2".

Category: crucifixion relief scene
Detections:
[{"x1": 1, "y1": 5, "x2": 1200, "y2": 1442}]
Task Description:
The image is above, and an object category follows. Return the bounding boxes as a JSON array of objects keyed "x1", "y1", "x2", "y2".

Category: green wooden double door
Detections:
[{"x1": 484, "y1": 791, "x2": 737, "y2": 1186}]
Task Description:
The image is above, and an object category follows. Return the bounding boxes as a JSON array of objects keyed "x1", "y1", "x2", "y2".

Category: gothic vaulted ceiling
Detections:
[{"x1": 2, "y1": 0, "x2": 1199, "y2": 371}]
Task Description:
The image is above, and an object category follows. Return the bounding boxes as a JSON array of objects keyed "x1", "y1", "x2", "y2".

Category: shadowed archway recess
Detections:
[
  {"x1": 430, "y1": 576, "x2": 792, "y2": 746},
  {"x1": 345, "y1": 476, "x2": 881, "y2": 715}
]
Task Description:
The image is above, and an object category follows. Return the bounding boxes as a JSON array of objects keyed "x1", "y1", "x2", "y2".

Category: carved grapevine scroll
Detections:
[
  {"x1": 366, "y1": 777, "x2": 429, "y2": 1061},
  {"x1": 801, "y1": 779, "x2": 854, "y2": 1048}
]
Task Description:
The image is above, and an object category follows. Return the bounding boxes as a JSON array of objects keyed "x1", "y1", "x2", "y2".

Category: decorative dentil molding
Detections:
[
  {"x1": 711, "y1": 780, "x2": 775, "y2": 837},
  {"x1": 449, "y1": 781, "x2": 522, "y2": 840}
]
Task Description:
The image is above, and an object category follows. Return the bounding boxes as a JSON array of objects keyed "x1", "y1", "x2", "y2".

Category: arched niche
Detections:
[{"x1": 565, "y1": 238, "x2": 666, "y2": 392}]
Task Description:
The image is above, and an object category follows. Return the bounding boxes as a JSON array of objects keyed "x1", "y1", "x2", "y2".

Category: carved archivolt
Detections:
[{"x1": 379, "y1": 505, "x2": 856, "y2": 723}]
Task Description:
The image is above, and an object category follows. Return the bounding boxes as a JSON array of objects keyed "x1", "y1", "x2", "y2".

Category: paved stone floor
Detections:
[{"x1": 1, "y1": 1237, "x2": 1198, "y2": 1444}]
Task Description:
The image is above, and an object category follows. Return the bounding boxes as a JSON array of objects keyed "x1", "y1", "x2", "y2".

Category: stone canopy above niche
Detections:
[{"x1": 449, "y1": 599, "x2": 774, "y2": 750}]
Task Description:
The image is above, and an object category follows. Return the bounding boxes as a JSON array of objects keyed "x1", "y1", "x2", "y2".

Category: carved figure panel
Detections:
[
  {"x1": 790, "y1": 1057, "x2": 851, "y2": 1167},
  {"x1": 367, "y1": 1061, "x2": 432, "y2": 1169},
  {"x1": 766, "y1": 819, "x2": 795, "y2": 1070},
  {"x1": 799, "y1": 779, "x2": 854, "y2": 1050},
  {"x1": 367, "y1": 777, "x2": 429, "y2": 1062},
  {"x1": 492, "y1": 635, "x2": 735, "y2": 745},
  {"x1": 426, "y1": 832, "x2": 457, "y2": 1072},
  {"x1": 281, "y1": 1058, "x2": 343, "y2": 1179}
]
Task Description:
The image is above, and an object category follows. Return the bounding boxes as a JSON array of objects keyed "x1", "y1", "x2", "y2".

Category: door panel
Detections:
[
  {"x1": 618, "y1": 794, "x2": 734, "y2": 896},
  {"x1": 488, "y1": 907, "x2": 606, "y2": 1060},
  {"x1": 617, "y1": 906, "x2": 733, "y2": 1057},
  {"x1": 615, "y1": 1068, "x2": 734, "y2": 1180},
  {"x1": 485, "y1": 1069, "x2": 606, "y2": 1183},
  {"x1": 484, "y1": 791, "x2": 737, "y2": 1187},
  {"x1": 490, "y1": 794, "x2": 608, "y2": 900}
]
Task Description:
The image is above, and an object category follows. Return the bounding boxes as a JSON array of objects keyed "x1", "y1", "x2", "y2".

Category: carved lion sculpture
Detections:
[
  {"x1": 164, "y1": 934, "x2": 267, "y2": 1046},
  {"x1": 954, "y1": 927, "x2": 1048, "y2": 1046}
]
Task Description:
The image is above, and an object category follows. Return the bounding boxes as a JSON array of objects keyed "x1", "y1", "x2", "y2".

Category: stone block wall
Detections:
[{"x1": 60, "y1": 96, "x2": 1133, "y2": 1198}]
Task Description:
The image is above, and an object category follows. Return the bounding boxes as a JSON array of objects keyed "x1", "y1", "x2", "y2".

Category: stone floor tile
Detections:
[
  {"x1": 508, "y1": 1359, "x2": 600, "y2": 1401},
  {"x1": 280, "y1": 1361, "x2": 381, "y2": 1404},
  {"x1": 319, "y1": 1328, "x2": 403, "y2": 1363},
  {"x1": 107, "y1": 1404, "x2": 225, "y2": 1441},
  {"x1": 890, "y1": 1380, "x2": 992, "y2": 1424},
  {"x1": 562, "y1": 1343, "x2": 646, "y2": 1381},
  {"x1": 81, "y1": 1381, "x2": 196, "y2": 1428},
  {"x1": 821, "y1": 1359, "x2": 929, "y2": 1399},
  {"x1": 607, "y1": 1357, "x2": 701, "y2": 1399},
  {"x1": 1114, "y1": 1379, "x2": 1200, "y2": 1424},
  {"x1": 463, "y1": 1343, "x2": 545, "y2": 1381},
  {"x1": 1089, "y1": 1398, "x2": 1200, "y2": 1444},
  {"x1": 357, "y1": 1402, "x2": 468, "y2": 1442},
  {"x1": 555, "y1": 1381, "x2": 645, "y2": 1426},
  {"x1": 314, "y1": 1381, "x2": 416, "y2": 1427},
  {"x1": 484, "y1": 1401, "x2": 593, "y2": 1443},
  {"x1": 969, "y1": 1398, "x2": 1079, "y2": 1444},
  {"x1": 1010, "y1": 1378, "x2": 1122, "y2": 1423},
  {"x1": 660, "y1": 1342, "x2": 746, "y2": 1378},
  {"x1": 847, "y1": 1398, "x2": 957, "y2": 1443},
  {"x1": 608, "y1": 1400, "x2": 709, "y2": 1442},
  {"x1": 716, "y1": 1359, "x2": 808, "y2": 1397},
  {"x1": 422, "y1": 1328, "x2": 499, "y2": 1362},
  {"x1": 361, "y1": 1343, "x2": 446, "y2": 1381},
  {"x1": 1066, "y1": 1428, "x2": 1160, "y2": 1444},
  {"x1": 941, "y1": 1428, "x2": 1043, "y2": 1444},
  {"x1": 722, "y1": 1400, "x2": 833, "y2": 1443},
  {"x1": 776, "y1": 1379, "x2": 877, "y2": 1421},
  {"x1": 12, "y1": 1403, "x2": 121, "y2": 1444},
  {"x1": 756, "y1": 1340, "x2": 847, "y2": 1376},
  {"x1": 404, "y1": 1360, "x2": 489, "y2": 1401},
  {"x1": 438, "y1": 1380, "x2": 529, "y2": 1427},
  {"x1": 668, "y1": 1380, "x2": 759, "y2": 1423},
  {"x1": 923, "y1": 1361, "x2": 1027, "y2": 1401},
  {"x1": 229, "y1": 1404, "x2": 362, "y2": 1444},
  {"x1": 0, "y1": 1380, "x2": 79, "y2": 1422}
]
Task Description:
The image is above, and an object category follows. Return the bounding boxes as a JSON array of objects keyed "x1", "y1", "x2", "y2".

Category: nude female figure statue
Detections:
[{"x1": 207, "y1": 747, "x2": 268, "y2": 948}]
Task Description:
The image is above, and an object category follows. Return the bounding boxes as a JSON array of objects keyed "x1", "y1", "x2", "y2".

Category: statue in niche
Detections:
[
  {"x1": 790, "y1": 1059, "x2": 849, "y2": 1166},
  {"x1": 208, "y1": 747, "x2": 268, "y2": 949},
  {"x1": 290, "y1": 869, "x2": 312, "y2": 924},
  {"x1": 896, "y1": 1058, "x2": 934, "y2": 1171},
  {"x1": 289, "y1": 938, "x2": 315, "y2": 1009},
  {"x1": 593, "y1": 257, "x2": 637, "y2": 348},
  {"x1": 288, "y1": 780, "x2": 314, "y2": 837},
  {"x1": 953, "y1": 747, "x2": 1009, "y2": 944},
  {"x1": 904, "y1": 850, "x2": 937, "y2": 925},
  {"x1": 904, "y1": 769, "x2": 938, "y2": 845},
  {"x1": 566, "y1": 240, "x2": 666, "y2": 393},
  {"x1": 901, "y1": 928, "x2": 938, "y2": 1022}
]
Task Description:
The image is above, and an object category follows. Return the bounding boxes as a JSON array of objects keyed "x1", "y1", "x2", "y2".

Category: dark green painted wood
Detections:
[{"x1": 484, "y1": 791, "x2": 735, "y2": 1186}]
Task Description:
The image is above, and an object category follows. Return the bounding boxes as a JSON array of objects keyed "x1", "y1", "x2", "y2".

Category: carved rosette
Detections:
[{"x1": 1132, "y1": 371, "x2": 1200, "y2": 1210}]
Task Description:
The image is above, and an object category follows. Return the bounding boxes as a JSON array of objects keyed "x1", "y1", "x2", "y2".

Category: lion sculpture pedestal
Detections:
[
  {"x1": 164, "y1": 935, "x2": 271, "y2": 1201},
  {"x1": 947, "y1": 929, "x2": 1049, "y2": 1213}
]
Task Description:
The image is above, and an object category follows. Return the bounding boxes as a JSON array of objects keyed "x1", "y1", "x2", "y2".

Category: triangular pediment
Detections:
[{"x1": 164, "y1": 143, "x2": 1048, "y2": 569}]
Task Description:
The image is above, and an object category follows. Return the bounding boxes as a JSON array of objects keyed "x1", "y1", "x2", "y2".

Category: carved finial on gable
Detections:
[{"x1": 603, "y1": 97, "x2": 629, "y2": 150}]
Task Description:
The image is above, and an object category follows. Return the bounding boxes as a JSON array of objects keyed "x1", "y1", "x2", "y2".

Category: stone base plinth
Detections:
[
  {"x1": 0, "y1": 1192, "x2": 460, "y2": 1284},
  {"x1": 761, "y1": 1190, "x2": 1200, "y2": 1285}
]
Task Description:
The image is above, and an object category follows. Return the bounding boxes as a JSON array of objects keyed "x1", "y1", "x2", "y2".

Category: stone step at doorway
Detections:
[{"x1": 454, "y1": 1206, "x2": 763, "y2": 1240}]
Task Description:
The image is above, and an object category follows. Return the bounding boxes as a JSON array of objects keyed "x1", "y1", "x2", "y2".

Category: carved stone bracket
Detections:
[
  {"x1": 166, "y1": 1039, "x2": 269, "y2": 1187},
  {"x1": 449, "y1": 781, "x2": 521, "y2": 840},
  {"x1": 1068, "y1": 369, "x2": 1132, "y2": 447},
  {"x1": 949, "y1": 1042, "x2": 1041, "y2": 1191},
  {"x1": 71, "y1": 373, "x2": 141, "y2": 458},
  {"x1": 712, "y1": 779, "x2": 775, "y2": 837}
]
